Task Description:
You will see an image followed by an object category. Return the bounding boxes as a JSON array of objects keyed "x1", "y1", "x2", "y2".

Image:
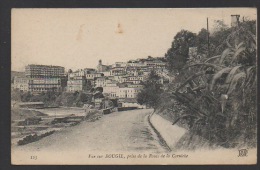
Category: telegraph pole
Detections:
[{"x1": 207, "y1": 18, "x2": 210, "y2": 58}]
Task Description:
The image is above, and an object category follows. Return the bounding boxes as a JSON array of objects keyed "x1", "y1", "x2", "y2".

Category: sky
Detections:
[{"x1": 11, "y1": 8, "x2": 256, "y2": 72}]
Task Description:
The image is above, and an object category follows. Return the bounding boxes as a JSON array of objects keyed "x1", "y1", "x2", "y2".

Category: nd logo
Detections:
[{"x1": 238, "y1": 149, "x2": 248, "y2": 157}]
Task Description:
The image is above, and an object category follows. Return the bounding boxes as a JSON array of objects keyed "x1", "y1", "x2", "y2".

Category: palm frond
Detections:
[
  {"x1": 231, "y1": 47, "x2": 246, "y2": 63},
  {"x1": 172, "y1": 114, "x2": 198, "y2": 125},
  {"x1": 235, "y1": 42, "x2": 244, "y2": 49},
  {"x1": 227, "y1": 72, "x2": 246, "y2": 95},
  {"x1": 219, "y1": 48, "x2": 234, "y2": 64},
  {"x1": 226, "y1": 39, "x2": 232, "y2": 48},
  {"x1": 183, "y1": 63, "x2": 225, "y2": 70},
  {"x1": 210, "y1": 67, "x2": 232, "y2": 90},
  {"x1": 175, "y1": 71, "x2": 205, "y2": 92},
  {"x1": 204, "y1": 55, "x2": 221, "y2": 63},
  {"x1": 225, "y1": 66, "x2": 243, "y2": 84}
]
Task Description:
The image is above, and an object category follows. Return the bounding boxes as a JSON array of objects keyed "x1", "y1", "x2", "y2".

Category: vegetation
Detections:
[
  {"x1": 12, "y1": 90, "x2": 93, "y2": 108},
  {"x1": 137, "y1": 70, "x2": 163, "y2": 108},
  {"x1": 162, "y1": 19, "x2": 257, "y2": 148},
  {"x1": 165, "y1": 30, "x2": 197, "y2": 72}
]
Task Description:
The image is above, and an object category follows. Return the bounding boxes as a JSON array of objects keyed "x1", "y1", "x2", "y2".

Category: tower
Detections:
[{"x1": 231, "y1": 15, "x2": 240, "y2": 27}]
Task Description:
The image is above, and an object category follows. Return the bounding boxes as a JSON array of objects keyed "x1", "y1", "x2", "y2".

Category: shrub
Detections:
[{"x1": 168, "y1": 20, "x2": 256, "y2": 148}]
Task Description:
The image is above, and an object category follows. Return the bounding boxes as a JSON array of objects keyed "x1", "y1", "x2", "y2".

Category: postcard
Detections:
[{"x1": 11, "y1": 8, "x2": 257, "y2": 165}]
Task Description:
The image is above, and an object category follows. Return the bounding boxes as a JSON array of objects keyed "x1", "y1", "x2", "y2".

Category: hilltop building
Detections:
[
  {"x1": 97, "y1": 60, "x2": 110, "y2": 72},
  {"x1": 25, "y1": 64, "x2": 66, "y2": 93}
]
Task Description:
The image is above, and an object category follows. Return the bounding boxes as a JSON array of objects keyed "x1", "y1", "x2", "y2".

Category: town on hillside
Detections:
[{"x1": 12, "y1": 56, "x2": 174, "y2": 110}]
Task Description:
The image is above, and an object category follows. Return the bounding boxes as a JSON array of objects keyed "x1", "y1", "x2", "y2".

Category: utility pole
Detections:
[{"x1": 207, "y1": 18, "x2": 210, "y2": 58}]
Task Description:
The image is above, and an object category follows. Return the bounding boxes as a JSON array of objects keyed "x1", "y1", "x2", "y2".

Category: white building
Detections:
[
  {"x1": 86, "y1": 73, "x2": 103, "y2": 80},
  {"x1": 103, "y1": 82, "x2": 119, "y2": 98},
  {"x1": 117, "y1": 87, "x2": 141, "y2": 98},
  {"x1": 112, "y1": 62, "x2": 127, "y2": 68},
  {"x1": 119, "y1": 98, "x2": 146, "y2": 108},
  {"x1": 13, "y1": 77, "x2": 29, "y2": 91},
  {"x1": 95, "y1": 77, "x2": 107, "y2": 87},
  {"x1": 99, "y1": 71, "x2": 111, "y2": 77}
]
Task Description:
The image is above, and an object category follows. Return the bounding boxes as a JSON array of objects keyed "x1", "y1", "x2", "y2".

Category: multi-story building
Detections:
[
  {"x1": 86, "y1": 72, "x2": 103, "y2": 80},
  {"x1": 110, "y1": 67, "x2": 126, "y2": 76},
  {"x1": 25, "y1": 64, "x2": 65, "y2": 78},
  {"x1": 103, "y1": 81, "x2": 119, "y2": 98},
  {"x1": 127, "y1": 76, "x2": 144, "y2": 84},
  {"x1": 25, "y1": 64, "x2": 66, "y2": 92},
  {"x1": 100, "y1": 71, "x2": 111, "y2": 77},
  {"x1": 144, "y1": 60, "x2": 166, "y2": 69},
  {"x1": 116, "y1": 87, "x2": 141, "y2": 99},
  {"x1": 127, "y1": 61, "x2": 144, "y2": 67},
  {"x1": 13, "y1": 76, "x2": 29, "y2": 91},
  {"x1": 67, "y1": 70, "x2": 86, "y2": 92},
  {"x1": 95, "y1": 77, "x2": 108, "y2": 87},
  {"x1": 67, "y1": 78, "x2": 86, "y2": 92},
  {"x1": 86, "y1": 72, "x2": 103, "y2": 86}
]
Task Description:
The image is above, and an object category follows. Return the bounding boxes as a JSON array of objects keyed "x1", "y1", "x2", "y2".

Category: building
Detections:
[
  {"x1": 110, "y1": 67, "x2": 126, "y2": 76},
  {"x1": 103, "y1": 81, "x2": 119, "y2": 98},
  {"x1": 25, "y1": 64, "x2": 65, "y2": 78},
  {"x1": 116, "y1": 87, "x2": 141, "y2": 99},
  {"x1": 86, "y1": 72, "x2": 103, "y2": 80},
  {"x1": 127, "y1": 76, "x2": 144, "y2": 84},
  {"x1": 144, "y1": 60, "x2": 166, "y2": 69},
  {"x1": 67, "y1": 69, "x2": 87, "y2": 92},
  {"x1": 85, "y1": 72, "x2": 103, "y2": 86},
  {"x1": 112, "y1": 62, "x2": 127, "y2": 68},
  {"x1": 95, "y1": 77, "x2": 108, "y2": 87},
  {"x1": 97, "y1": 60, "x2": 110, "y2": 72},
  {"x1": 25, "y1": 64, "x2": 66, "y2": 93},
  {"x1": 100, "y1": 71, "x2": 111, "y2": 77},
  {"x1": 13, "y1": 76, "x2": 29, "y2": 91},
  {"x1": 118, "y1": 98, "x2": 146, "y2": 108},
  {"x1": 231, "y1": 15, "x2": 240, "y2": 27}
]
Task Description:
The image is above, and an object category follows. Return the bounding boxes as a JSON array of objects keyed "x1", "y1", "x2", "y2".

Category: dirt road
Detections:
[{"x1": 13, "y1": 109, "x2": 166, "y2": 154}]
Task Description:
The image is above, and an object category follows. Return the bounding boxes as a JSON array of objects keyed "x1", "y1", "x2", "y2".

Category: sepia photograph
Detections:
[{"x1": 11, "y1": 8, "x2": 257, "y2": 165}]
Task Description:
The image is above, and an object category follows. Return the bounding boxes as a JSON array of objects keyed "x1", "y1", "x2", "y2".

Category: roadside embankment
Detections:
[{"x1": 149, "y1": 112, "x2": 214, "y2": 151}]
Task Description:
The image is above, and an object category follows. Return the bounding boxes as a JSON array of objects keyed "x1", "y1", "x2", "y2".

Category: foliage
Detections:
[
  {"x1": 137, "y1": 70, "x2": 163, "y2": 108},
  {"x1": 11, "y1": 88, "x2": 22, "y2": 101},
  {"x1": 167, "y1": 20, "x2": 257, "y2": 148},
  {"x1": 19, "y1": 91, "x2": 93, "y2": 107},
  {"x1": 212, "y1": 20, "x2": 229, "y2": 34},
  {"x1": 165, "y1": 30, "x2": 197, "y2": 72},
  {"x1": 196, "y1": 28, "x2": 209, "y2": 55},
  {"x1": 83, "y1": 80, "x2": 92, "y2": 91}
]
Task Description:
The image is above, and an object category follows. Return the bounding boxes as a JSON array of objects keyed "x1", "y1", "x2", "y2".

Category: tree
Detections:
[
  {"x1": 137, "y1": 70, "x2": 163, "y2": 108},
  {"x1": 165, "y1": 30, "x2": 197, "y2": 72},
  {"x1": 95, "y1": 87, "x2": 103, "y2": 93},
  {"x1": 11, "y1": 89, "x2": 22, "y2": 101},
  {"x1": 197, "y1": 28, "x2": 209, "y2": 55},
  {"x1": 83, "y1": 80, "x2": 92, "y2": 92},
  {"x1": 212, "y1": 20, "x2": 228, "y2": 34},
  {"x1": 169, "y1": 20, "x2": 256, "y2": 147},
  {"x1": 68, "y1": 69, "x2": 73, "y2": 73}
]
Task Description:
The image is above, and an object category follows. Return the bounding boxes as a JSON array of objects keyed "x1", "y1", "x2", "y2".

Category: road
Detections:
[{"x1": 13, "y1": 109, "x2": 166, "y2": 154}]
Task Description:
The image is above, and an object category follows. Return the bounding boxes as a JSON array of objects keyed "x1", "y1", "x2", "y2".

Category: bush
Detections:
[
  {"x1": 163, "y1": 20, "x2": 256, "y2": 148},
  {"x1": 15, "y1": 91, "x2": 93, "y2": 108}
]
